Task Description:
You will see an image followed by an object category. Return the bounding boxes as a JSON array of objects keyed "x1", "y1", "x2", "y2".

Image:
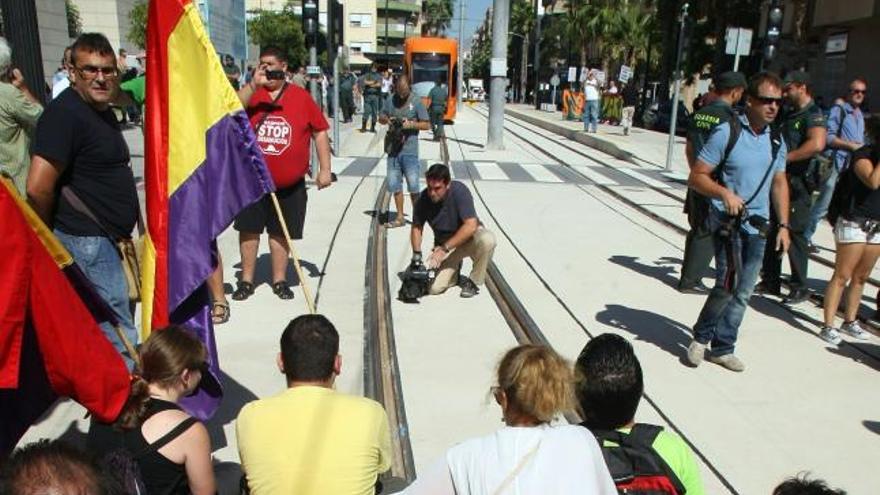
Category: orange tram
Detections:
[{"x1": 404, "y1": 37, "x2": 458, "y2": 122}]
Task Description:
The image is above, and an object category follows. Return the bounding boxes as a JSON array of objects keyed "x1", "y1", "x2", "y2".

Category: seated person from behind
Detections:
[
  {"x1": 410, "y1": 164, "x2": 497, "y2": 298},
  {"x1": 575, "y1": 333, "x2": 705, "y2": 495},
  {"x1": 236, "y1": 314, "x2": 392, "y2": 495}
]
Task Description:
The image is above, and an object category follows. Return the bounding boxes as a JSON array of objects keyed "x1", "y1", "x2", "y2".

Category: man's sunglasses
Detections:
[
  {"x1": 752, "y1": 95, "x2": 783, "y2": 106},
  {"x1": 851, "y1": 89, "x2": 866, "y2": 95},
  {"x1": 75, "y1": 65, "x2": 119, "y2": 79}
]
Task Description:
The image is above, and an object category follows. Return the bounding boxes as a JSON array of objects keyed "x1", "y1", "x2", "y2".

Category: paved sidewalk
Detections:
[{"x1": 505, "y1": 103, "x2": 689, "y2": 174}]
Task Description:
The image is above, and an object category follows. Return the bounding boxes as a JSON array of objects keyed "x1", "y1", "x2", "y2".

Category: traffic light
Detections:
[
  {"x1": 764, "y1": 0, "x2": 783, "y2": 62},
  {"x1": 302, "y1": 0, "x2": 319, "y2": 47}
]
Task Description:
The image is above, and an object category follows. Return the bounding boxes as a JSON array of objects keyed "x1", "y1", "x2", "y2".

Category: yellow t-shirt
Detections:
[{"x1": 237, "y1": 386, "x2": 392, "y2": 495}]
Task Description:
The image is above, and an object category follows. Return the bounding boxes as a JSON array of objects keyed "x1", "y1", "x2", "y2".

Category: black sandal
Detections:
[
  {"x1": 232, "y1": 281, "x2": 255, "y2": 301},
  {"x1": 272, "y1": 281, "x2": 294, "y2": 300}
]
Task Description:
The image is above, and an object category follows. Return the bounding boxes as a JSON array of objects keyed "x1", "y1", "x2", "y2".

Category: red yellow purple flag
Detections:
[{"x1": 142, "y1": 0, "x2": 274, "y2": 418}]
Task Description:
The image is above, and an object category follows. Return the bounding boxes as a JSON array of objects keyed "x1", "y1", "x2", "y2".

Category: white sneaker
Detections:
[
  {"x1": 686, "y1": 340, "x2": 706, "y2": 367},
  {"x1": 819, "y1": 326, "x2": 842, "y2": 345},
  {"x1": 841, "y1": 321, "x2": 871, "y2": 340}
]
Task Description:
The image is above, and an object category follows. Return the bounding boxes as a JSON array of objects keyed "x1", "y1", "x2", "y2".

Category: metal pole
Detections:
[
  {"x1": 384, "y1": 0, "x2": 390, "y2": 63},
  {"x1": 664, "y1": 2, "x2": 688, "y2": 172},
  {"x1": 733, "y1": 28, "x2": 741, "y2": 71},
  {"x1": 486, "y1": 0, "x2": 510, "y2": 149},
  {"x1": 1, "y1": 0, "x2": 46, "y2": 104},
  {"x1": 533, "y1": 8, "x2": 541, "y2": 110},
  {"x1": 333, "y1": 47, "x2": 341, "y2": 156},
  {"x1": 459, "y1": 1, "x2": 466, "y2": 106}
]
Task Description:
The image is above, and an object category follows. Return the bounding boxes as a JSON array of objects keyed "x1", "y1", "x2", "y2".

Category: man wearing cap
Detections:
[
  {"x1": 678, "y1": 71, "x2": 747, "y2": 293},
  {"x1": 756, "y1": 71, "x2": 826, "y2": 304}
]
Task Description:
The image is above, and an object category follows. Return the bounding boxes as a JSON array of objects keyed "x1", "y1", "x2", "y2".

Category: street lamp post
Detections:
[
  {"x1": 384, "y1": 0, "x2": 390, "y2": 64},
  {"x1": 509, "y1": 32, "x2": 525, "y2": 102},
  {"x1": 664, "y1": 2, "x2": 689, "y2": 173}
]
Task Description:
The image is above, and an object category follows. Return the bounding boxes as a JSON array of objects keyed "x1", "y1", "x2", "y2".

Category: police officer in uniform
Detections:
[
  {"x1": 361, "y1": 63, "x2": 382, "y2": 133},
  {"x1": 679, "y1": 71, "x2": 747, "y2": 293},
  {"x1": 428, "y1": 76, "x2": 448, "y2": 140},
  {"x1": 338, "y1": 67, "x2": 356, "y2": 123},
  {"x1": 756, "y1": 71, "x2": 827, "y2": 303}
]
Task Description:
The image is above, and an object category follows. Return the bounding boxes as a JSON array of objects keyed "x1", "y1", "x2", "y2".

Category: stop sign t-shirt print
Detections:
[{"x1": 258, "y1": 116, "x2": 292, "y2": 155}]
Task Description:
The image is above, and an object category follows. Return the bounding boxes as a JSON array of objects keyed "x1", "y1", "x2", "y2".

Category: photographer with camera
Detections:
[
  {"x1": 232, "y1": 46, "x2": 333, "y2": 302},
  {"x1": 686, "y1": 72, "x2": 790, "y2": 372},
  {"x1": 379, "y1": 74, "x2": 429, "y2": 228},
  {"x1": 409, "y1": 164, "x2": 496, "y2": 298}
]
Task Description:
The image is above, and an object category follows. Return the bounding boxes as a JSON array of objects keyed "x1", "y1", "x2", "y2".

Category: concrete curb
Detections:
[{"x1": 504, "y1": 107, "x2": 638, "y2": 164}]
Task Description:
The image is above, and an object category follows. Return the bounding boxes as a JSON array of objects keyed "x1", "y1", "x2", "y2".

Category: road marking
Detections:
[
  {"x1": 618, "y1": 168, "x2": 672, "y2": 189},
  {"x1": 473, "y1": 161, "x2": 509, "y2": 181},
  {"x1": 521, "y1": 163, "x2": 565, "y2": 183},
  {"x1": 568, "y1": 165, "x2": 621, "y2": 185},
  {"x1": 370, "y1": 158, "x2": 387, "y2": 177},
  {"x1": 332, "y1": 157, "x2": 355, "y2": 170}
]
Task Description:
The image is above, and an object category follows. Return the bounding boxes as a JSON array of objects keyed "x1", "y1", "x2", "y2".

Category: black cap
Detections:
[
  {"x1": 784, "y1": 71, "x2": 810, "y2": 86},
  {"x1": 715, "y1": 71, "x2": 747, "y2": 90}
]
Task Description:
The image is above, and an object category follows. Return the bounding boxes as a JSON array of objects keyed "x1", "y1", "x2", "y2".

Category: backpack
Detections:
[
  {"x1": 99, "y1": 417, "x2": 198, "y2": 495},
  {"x1": 592, "y1": 424, "x2": 686, "y2": 495}
]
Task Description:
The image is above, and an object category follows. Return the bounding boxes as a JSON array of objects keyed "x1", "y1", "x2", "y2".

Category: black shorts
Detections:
[{"x1": 233, "y1": 180, "x2": 307, "y2": 239}]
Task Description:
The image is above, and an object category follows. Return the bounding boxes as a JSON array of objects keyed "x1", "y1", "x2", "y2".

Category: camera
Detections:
[
  {"x1": 266, "y1": 70, "x2": 286, "y2": 80},
  {"x1": 398, "y1": 260, "x2": 435, "y2": 303},
  {"x1": 859, "y1": 218, "x2": 880, "y2": 236},
  {"x1": 746, "y1": 215, "x2": 770, "y2": 238},
  {"x1": 384, "y1": 117, "x2": 406, "y2": 156}
]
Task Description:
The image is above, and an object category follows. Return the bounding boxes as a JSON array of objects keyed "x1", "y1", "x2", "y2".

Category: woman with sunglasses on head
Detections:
[
  {"x1": 402, "y1": 345, "x2": 616, "y2": 495},
  {"x1": 820, "y1": 117, "x2": 880, "y2": 345},
  {"x1": 88, "y1": 326, "x2": 216, "y2": 495}
]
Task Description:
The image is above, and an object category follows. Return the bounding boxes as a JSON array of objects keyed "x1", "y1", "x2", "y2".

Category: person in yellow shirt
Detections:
[{"x1": 236, "y1": 315, "x2": 392, "y2": 495}]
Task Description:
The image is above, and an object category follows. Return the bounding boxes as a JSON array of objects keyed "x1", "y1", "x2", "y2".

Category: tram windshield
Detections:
[{"x1": 411, "y1": 53, "x2": 450, "y2": 97}]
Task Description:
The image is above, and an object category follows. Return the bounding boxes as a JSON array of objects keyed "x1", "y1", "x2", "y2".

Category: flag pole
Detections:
[
  {"x1": 268, "y1": 192, "x2": 316, "y2": 313},
  {"x1": 112, "y1": 323, "x2": 141, "y2": 370}
]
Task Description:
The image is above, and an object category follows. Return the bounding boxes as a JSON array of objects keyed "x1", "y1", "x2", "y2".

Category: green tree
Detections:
[
  {"x1": 66, "y1": 0, "x2": 83, "y2": 38},
  {"x1": 247, "y1": 7, "x2": 308, "y2": 67},
  {"x1": 128, "y1": 0, "x2": 148, "y2": 49},
  {"x1": 422, "y1": 0, "x2": 452, "y2": 36},
  {"x1": 509, "y1": 0, "x2": 535, "y2": 102}
]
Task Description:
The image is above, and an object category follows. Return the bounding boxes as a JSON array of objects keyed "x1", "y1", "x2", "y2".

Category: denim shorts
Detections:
[
  {"x1": 387, "y1": 153, "x2": 421, "y2": 194},
  {"x1": 834, "y1": 217, "x2": 880, "y2": 245}
]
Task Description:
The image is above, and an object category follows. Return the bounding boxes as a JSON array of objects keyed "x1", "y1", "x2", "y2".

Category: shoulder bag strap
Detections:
[
  {"x1": 743, "y1": 127, "x2": 783, "y2": 207},
  {"x1": 626, "y1": 424, "x2": 687, "y2": 495},
  {"x1": 253, "y1": 82, "x2": 289, "y2": 134},
  {"x1": 712, "y1": 113, "x2": 741, "y2": 185},
  {"x1": 491, "y1": 440, "x2": 541, "y2": 495},
  {"x1": 61, "y1": 186, "x2": 120, "y2": 239}
]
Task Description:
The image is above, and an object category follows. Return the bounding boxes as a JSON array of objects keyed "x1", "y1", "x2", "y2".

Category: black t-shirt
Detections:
[
  {"x1": 33, "y1": 88, "x2": 138, "y2": 237},
  {"x1": 413, "y1": 181, "x2": 477, "y2": 245},
  {"x1": 850, "y1": 146, "x2": 880, "y2": 220},
  {"x1": 687, "y1": 100, "x2": 735, "y2": 157},
  {"x1": 778, "y1": 100, "x2": 826, "y2": 175}
]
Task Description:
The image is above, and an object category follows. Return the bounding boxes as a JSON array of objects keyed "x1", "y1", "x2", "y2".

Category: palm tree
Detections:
[
  {"x1": 510, "y1": 0, "x2": 535, "y2": 102},
  {"x1": 422, "y1": 0, "x2": 453, "y2": 36}
]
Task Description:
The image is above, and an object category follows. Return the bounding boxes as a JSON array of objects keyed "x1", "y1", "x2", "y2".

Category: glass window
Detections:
[
  {"x1": 411, "y1": 53, "x2": 450, "y2": 97},
  {"x1": 349, "y1": 13, "x2": 372, "y2": 27}
]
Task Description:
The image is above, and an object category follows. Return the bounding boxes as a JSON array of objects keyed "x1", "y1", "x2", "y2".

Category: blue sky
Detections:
[{"x1": 446, "y1": 0, "x2": 493, "y2": 50}]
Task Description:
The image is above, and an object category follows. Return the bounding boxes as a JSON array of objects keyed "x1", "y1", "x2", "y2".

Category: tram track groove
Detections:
[
  {"x1": 453, "y1": 124, "x2": 740, "y2": 495},
  {"x1": 471, "y1": 107, "x2": 880, "y2": 362},
  {"x1": 364, "y1": 176, "x2": 416, "y2": 485}
]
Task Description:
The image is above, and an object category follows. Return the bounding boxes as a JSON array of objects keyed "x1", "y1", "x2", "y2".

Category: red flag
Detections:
[{"x1": 0, "y1": 179, "x2": 130, "y2": 456}]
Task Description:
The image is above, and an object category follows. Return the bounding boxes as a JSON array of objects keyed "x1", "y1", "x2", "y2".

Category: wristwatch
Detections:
[
  {"x1": 441, "y1": 243, "x2": 451, "y2": 253},
  {"x1": 778, "y1": 223, "x2": 790, "y2": 229}
]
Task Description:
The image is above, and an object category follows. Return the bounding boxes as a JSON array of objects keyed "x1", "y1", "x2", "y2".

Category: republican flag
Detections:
[
  {"x1": 0, "y1": 178, "x2": 131, "y2": 457},
  {"x1": 142, "y1": 0, "x2": 274, "y2": 419}
]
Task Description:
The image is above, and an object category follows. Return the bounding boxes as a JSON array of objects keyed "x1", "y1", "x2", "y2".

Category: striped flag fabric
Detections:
[
  {"x1": 0, "y1": 178, "x2": 131, "y2": 457},
  {"x1": 142, "y1": 0, "x2": 274, "y2": 419}
]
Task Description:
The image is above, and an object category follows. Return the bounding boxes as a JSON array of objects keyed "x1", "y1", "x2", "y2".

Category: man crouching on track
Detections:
[{"x1": 410, "y1": 164, "x2": 497, "y2": 298}]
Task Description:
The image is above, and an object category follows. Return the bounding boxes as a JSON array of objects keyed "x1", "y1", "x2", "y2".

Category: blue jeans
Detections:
[
  {"x1": 55, "y1": 231, "x2": 138, "y2": 369},
  {"x1": 583, "y1": 100, "x2": 599, "y2": 132},
  {"x1": 804, "y1": 166, "x2": 839, "y2": 243},
  {"x1": 387, "y1": 153, "x2": 421, "y2": 194},
  {"x1": 693, "y1": 231, "x2": 766, "y2": 357}
]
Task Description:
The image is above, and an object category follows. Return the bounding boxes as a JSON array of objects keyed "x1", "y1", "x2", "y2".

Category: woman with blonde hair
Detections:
[
  {"x1": 88, "y1": 326, "x2": 216, "y2": 495},
  {"x1": 403, "y1": 344, "x2": 616, "y2": 494}
]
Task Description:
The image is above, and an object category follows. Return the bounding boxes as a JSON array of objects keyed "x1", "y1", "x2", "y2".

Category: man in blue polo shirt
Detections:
[
  {"x1": 804, "y1": 77, "x2": 868, "y2": 247},
  {"x1": 686, "y1": 72, "x2": 791, "y2": 372}
]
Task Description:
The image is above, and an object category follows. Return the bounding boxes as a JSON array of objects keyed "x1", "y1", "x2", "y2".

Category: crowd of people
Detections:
[
  {"x1": 0, "y1": 26, "x2": 870, "y2": 494},
  {"x1": 679, "y1": 69, "x2": 877, "y2": 371}
]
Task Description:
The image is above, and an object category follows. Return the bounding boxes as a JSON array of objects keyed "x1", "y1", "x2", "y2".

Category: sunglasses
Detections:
[
  {"x1": 851, "y1": 89, "x2": 866, "y2": 95},
  {"x1": 75, "y1": 65, "x2": 119, "y2": 80},
  {"x1": 753, "y1": 95, "x2": 783, "y2": 106}
]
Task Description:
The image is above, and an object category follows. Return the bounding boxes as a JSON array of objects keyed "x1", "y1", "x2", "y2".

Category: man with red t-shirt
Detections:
[{"x1": 231, "y1": 46, "x2": 333, "y2": 301}]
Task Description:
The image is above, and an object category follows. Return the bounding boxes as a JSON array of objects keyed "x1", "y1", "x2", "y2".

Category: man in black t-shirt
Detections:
[
  {"x1": 26, "y1": 33, "x2": 139, "y2": 367},
  {"x1": 678, "y1": 71, "x2": 746, "y2": 293},
  {"x1": 410, "y1": 164, "x2": 496, "y2": 298}
]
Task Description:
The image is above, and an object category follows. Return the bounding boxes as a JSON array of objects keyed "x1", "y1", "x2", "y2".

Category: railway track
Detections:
[{"x1": 363, "y1": 176, "x2": 416, "y2": 488}]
